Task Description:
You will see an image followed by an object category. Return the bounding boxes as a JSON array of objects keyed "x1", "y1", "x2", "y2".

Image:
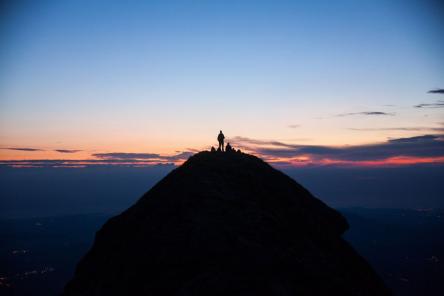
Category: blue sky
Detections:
[{"x1": 0, "y1": 0, "x2": 443, "y2": 165}]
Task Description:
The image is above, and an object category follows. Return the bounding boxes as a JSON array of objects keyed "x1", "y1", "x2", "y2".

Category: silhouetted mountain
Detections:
[{"x1": 63, "y1": 151, "x2": 390, "y2": 295}]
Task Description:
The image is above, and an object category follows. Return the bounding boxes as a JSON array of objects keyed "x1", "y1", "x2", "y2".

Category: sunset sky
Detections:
[{"x1": 1, "y1": 0, "x2": 443, "y2": 167}]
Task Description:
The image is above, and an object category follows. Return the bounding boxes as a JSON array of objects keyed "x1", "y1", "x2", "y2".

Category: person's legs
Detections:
[{"x1": 222, "y1": 140, "x2": 224, "y2": 151}]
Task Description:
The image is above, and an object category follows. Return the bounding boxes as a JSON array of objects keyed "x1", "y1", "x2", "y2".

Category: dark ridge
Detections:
[{"x1": 63, "y1": 151, "x2": 390, "y2": 295}]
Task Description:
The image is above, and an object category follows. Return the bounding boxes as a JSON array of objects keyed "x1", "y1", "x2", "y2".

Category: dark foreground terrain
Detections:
[
  {"x1": 0, "y1": 152, "x2": 442, "y2": 295},
  {"x1": 61, "y1": 152, "x2": 389, "y2": 295},
  {"x1": 1, "y1": 209, "x2": 443, "y2": 295}
]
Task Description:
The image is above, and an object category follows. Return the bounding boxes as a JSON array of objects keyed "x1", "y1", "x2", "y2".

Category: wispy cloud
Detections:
[
  {"x1": 348, "y1": 127, "x2": 444, "y2": 132},
  {"x1": 185, "y1": 148, "x2": 201, "y2": 153},
  {"x1": 414, "y1": 100, "x2": 444, "y2": 109},
  {"x1": 0, "y1": 149, "x2": 195, "y2": 168},
  {"x1": 1, "y1": 147, "x2": 43, "y2": 152},
  {"x1": 428, "y1": 89, "x2": 444, "y2": 94},
  {"x1": 93, "y1": 152, "x2": 161, "y2": 160},
  {"x1": 2, "y1": 147, "x2": 82, "y2": 153},
  {"x1": 230, "y1": 134, "x2": 444, "y2": 167},
  {"x1": 92, "y1": 151, "x2": 194, "y2": 162},
  {"x1": 288, "y1": 124, "x2": 300, "y2": 128},
  {"x1": 164, "y1": 151, "x2": 194, "y2": 161},
  {"x1": 3, "y1": 135, "x2": 444, "y2": 168},
  {"x1": 229, "y1": 136, "x2": 298, "y2": 148},
  {"x1": 336, "y1": 111, "x2": 395, "y2": 117},
  {"x1": 54, "y1": 149, "x2": 81, "y2": 153},
  {"x1": 0, "y1": 159, "x2": 177, "y2": 168}
]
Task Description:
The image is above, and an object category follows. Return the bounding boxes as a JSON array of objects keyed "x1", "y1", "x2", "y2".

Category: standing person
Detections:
[{"x1": 217, "y1": 130, "x2": 225, "y2": 151}]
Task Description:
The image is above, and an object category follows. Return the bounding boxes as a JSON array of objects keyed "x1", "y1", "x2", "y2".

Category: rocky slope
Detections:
[{"x1": 64, "y1": 151, "x2": 390, "y2": 295}]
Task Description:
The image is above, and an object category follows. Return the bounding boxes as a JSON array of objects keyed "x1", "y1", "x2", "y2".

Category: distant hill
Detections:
[{"x1": 63, "y1": 151, "x2": 390, "y2": 295}]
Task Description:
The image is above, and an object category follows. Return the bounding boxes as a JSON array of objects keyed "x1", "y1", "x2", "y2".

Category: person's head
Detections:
[{"x1": 220, "y1": 130, "x2": 222, "y2": 133}]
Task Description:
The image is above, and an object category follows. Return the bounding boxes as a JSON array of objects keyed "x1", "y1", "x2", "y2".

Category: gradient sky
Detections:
[{"x1": 1, "y1": 0, "x2": 443, "y2": 166}]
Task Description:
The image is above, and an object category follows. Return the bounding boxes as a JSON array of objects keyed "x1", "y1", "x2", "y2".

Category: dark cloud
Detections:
[
  {"x1": 2, "y1": 147, "x2": 80, "y2": 153},
  {"x1": 93, "y1": 152, "x2": 161, "y2": 160},
  {"x1": 348, "y1": 127, "x2": 444, "y2": 132},
  {"x1": 164, "y1": 151, "x2": 194, "y2": 161},
  {"x1": 0, "y1": 150, "x2": 195, "y2": 168},
  {"x1": 0, "y1": 159, "x2": 177, "y2": 168},
  {"x1": 185, "y1": 148, "x2": 201, "y2": 153},
  {"x1": 336, "y1": 111, "x2": 395, "y2": 117},
  {"x1": 92, "y1": 151, "x2": 194, "y2": 162},
  {"x1": 233, "y1": 135, "x2": 444, "y2": 162},
  {"x1": 54, "y1": 149, "x2": 81, "y2": 153},
  {"x1": 387, "y1": 135, "x2": 439, "y2": 143},
  {"x1": 414, "y1": 100, "x2": 444, "y2": 108},
  {"x1": 229, "y1": 136, "x2": 297, "y2": 148},
  {"x1": 1, "y1": 147, "x2": 43, "y2": 152},
  {"x1": 428, "y1": 89, "x2": 444, "y2": 94}
]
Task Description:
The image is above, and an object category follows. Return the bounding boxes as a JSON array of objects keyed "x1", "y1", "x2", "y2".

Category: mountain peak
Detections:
[{"x1": 64, "y1": 151, "x2": 390, "y2": 295}]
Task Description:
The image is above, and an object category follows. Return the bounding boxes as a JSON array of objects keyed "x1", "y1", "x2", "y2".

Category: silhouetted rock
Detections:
[{"x1": 64, "y1": 151, "x2": 390, "y2": 296}]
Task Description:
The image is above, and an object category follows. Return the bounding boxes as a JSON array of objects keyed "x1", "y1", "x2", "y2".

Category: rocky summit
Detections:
[{"x1": 63, "y1": 151, "x2": 390, "y2": 295}]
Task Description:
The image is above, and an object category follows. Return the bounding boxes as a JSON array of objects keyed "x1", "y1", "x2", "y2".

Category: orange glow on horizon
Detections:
[
  {"x1": 2, "y1": 140, "x2": 444, "y2": 168},
  {"x1": 267, "y1": 156, "x2": 444, "y2": 168}
]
